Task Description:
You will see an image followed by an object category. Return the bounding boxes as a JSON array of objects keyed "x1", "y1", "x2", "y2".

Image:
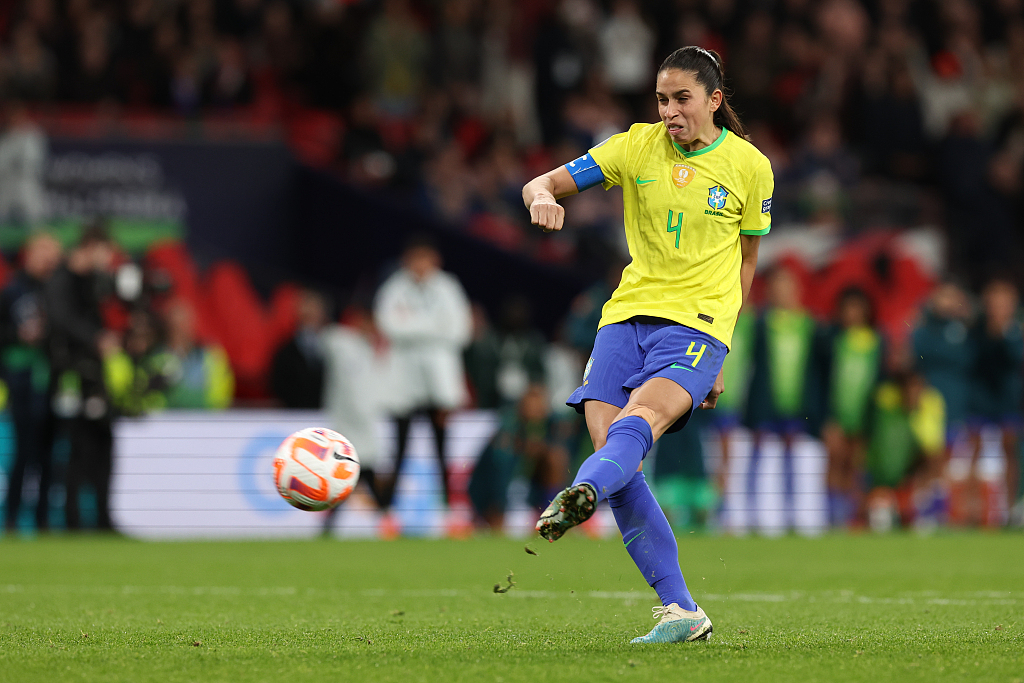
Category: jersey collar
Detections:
[{"x1": 672, "y1": 127, "x2": 728, "y2": 158}]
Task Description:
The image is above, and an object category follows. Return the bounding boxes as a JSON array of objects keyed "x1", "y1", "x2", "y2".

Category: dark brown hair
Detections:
[{"x1": 658, "y1": 46, "x2": 746, "y2": 139}]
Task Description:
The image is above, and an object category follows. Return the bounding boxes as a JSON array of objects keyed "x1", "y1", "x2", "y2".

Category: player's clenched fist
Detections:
[{"x1": 530, "y1": 197, "x2": 565, "y2": 232}]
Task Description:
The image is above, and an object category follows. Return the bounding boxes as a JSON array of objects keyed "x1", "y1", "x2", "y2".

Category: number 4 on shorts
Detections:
[{"x1": 685, "y1": 341, "x2": 706, "y2": 367}]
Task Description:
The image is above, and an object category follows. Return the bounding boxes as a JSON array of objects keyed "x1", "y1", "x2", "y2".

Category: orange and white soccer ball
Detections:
[{"x1": 273, "y1": 428, "x2": 360, "y2": 511}]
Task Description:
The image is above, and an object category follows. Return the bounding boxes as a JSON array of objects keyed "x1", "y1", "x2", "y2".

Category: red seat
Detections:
[
  {"x1": 267, "y1": 282, "x2": 301, "y2": 349},
  {"x1": 203, "y1": 261, "x2": 273, "y2": 399}
]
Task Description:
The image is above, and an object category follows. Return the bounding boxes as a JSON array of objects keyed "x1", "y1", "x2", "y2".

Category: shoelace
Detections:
[{"x1": 651, "y1": 605, "x2": 674, "y2": 620}]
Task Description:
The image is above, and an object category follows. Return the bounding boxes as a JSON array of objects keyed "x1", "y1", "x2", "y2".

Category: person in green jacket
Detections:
[
  {"x1": 709, "y1": 303, "x2": 754, "y2": 496},
  {"x1": 820, "y1": 288, "x2": 884, "y2": 527},
  {"x1": 865, "y1": 370, "x2": 946, "y2": 530},
  {"x1": 104, "y1": 310, "x2": 173, "y2": 417},
  {"x1": 744, "y1": 266, "x2": 821, "y2": 531},
  {"x1": 148, "y1": 300, "x2": 233, "y2": 410}
]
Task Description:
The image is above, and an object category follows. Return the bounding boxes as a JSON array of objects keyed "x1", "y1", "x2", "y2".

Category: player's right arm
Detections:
[
  {"x1": 522, "y1": 166, "x2": 578, "y2": 233},
  {"x1": 523, "y1": 131, "x2": 630, "y2": 232}
]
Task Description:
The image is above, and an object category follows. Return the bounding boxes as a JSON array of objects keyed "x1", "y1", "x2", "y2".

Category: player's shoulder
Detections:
[
  {"x1": 594, "y1": 122, "x2": 661, "y2": 150},
  {"x1": 625, "y1": 122, "x2": 666, "y2": 147},
  {"x1": 722, "y1": 131, "x2": 772, "y2": 174}
]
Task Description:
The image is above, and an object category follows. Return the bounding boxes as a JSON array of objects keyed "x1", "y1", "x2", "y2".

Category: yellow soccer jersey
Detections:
[{"x1": 587, "y1": 123, "x2": 773, "y2": 348}]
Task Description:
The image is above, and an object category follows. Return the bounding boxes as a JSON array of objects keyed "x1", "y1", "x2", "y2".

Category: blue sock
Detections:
[
  {"x1": 573, "y1": 416, "x2": 653, "y2": 502},
  {"x1": 609, "y1": 471, "x2": 696, "y2": 611}
]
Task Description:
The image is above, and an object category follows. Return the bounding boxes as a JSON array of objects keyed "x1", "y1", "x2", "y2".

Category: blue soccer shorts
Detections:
[{"x1": 567, "y1": 317, "x2": 728, "y2": 433}]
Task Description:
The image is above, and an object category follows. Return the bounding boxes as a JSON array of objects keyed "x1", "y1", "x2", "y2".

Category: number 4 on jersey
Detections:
[{"x1": 666, "y1": 209, "x2": 683, "y2": 248}]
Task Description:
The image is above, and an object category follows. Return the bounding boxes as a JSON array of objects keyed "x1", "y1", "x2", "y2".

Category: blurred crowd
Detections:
[
  {"x1": 3, "y1": 0, "x2": 1024, "y2": 280},
  {"x1": 0, "y1": 223, "x2": 234, "y2": 533}
]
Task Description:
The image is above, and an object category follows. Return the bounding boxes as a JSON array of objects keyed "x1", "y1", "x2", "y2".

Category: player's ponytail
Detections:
[{"x1": 659, "y1": 46, "x2": 747, "y2": 140}]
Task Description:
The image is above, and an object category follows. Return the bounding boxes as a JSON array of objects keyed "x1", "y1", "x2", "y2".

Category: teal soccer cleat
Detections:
[
  {"x1": 535, "y1": 484, "x2": 597, "y2": 542},
  {"x1": 630, "y1": 603, "x2": 713, "y2": 644}
]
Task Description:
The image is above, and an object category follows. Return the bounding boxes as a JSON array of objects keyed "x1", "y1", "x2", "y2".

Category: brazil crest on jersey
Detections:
[{"x1": 585, "y1": 123, "x2": 773, "y2": 348}]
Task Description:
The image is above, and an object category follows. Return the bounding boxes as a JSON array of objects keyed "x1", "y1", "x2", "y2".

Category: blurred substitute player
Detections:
[
  {"x1": 967, "y1": 279, "x2": 1023, "y2": 524},
  {"x1": 521, "y1": 46, "x2": 771, "y2": 645}
]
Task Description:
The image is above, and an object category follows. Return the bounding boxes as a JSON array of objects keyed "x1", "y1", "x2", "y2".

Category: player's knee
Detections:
[{"x1": 619, "y1": 403, "x2": 659, "y2": 429}]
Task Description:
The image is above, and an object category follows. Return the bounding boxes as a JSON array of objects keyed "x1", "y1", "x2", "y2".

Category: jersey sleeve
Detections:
[
  {"x1": 587, "y1": 129, "x2": 632, "y2": 190},
  {"x1": 740, "y1": 155, "x2": 774, "y2": 236}
]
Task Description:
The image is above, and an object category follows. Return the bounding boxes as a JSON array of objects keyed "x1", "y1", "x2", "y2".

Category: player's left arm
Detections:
[
  {"x1": 701, "y1": 235, "x2": 760, "y2": 410},
  {"x1": 739, "y1": 234, "x2": 761, "y2": 306}
]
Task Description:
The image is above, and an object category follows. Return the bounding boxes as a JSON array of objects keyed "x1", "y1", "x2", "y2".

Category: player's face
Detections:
[{"x1": 656, "y1": 69, "x2": 721, "y2": 145}]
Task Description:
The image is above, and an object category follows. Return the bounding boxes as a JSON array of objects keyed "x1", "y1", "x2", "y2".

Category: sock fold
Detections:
[{"x1": 573, "y1": 416, "x2": 653, "y2": 502}]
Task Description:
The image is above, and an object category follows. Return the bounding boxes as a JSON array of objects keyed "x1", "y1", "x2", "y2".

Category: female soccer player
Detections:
[{"x1": 521, "y1": 46, "x2": 772, "y2": 644}]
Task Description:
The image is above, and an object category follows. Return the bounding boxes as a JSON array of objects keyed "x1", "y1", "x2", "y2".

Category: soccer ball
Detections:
[{"x1": 273, "y1": 428, "x2": 360, "y2": 511}]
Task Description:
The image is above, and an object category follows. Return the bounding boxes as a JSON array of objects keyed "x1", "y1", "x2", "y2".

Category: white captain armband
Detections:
[{"x1": 564, "y1": 153, "x2": 605, "y2": 191}]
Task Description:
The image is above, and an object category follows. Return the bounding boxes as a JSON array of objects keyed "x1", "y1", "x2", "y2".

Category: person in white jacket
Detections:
[
  {"x1": 374, "y1": 236, "x2": 472, "y2": 516},
  {"x1": 319, "y1": 304, "x2": 393, "y2": 536}
]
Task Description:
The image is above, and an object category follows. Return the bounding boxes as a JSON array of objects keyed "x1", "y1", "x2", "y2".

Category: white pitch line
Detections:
[{"x1": 1, "y1": 585, "x2": 1018, "y2": 606}]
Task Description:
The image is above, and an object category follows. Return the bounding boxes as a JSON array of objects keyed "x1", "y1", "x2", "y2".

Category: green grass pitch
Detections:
[{"x1": 0, "y1": 533, "x2": 1021, "y2": 683}]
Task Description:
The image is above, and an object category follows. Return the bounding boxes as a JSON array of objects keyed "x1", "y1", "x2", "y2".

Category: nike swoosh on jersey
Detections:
[
  {"x1": 636, "y1": 178, "x2": 658, "y2": 185},
  {"x1": 669, "y1": 363, "x2": 694, "y2": 372}
]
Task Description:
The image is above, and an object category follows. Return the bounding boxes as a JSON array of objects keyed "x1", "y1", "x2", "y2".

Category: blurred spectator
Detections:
[
  {"x1": 342, "y1": 96, "x2": 398, "y2": 187},
  {"x1": 544, "y1": 326, "x2": 585, "y2": 419},
  {"x1": 967, "y1": 279, "x2": 1023, "y2": 521},
  {"x1": 652, "y1": 410, "x2": 717, "y2": 530},
  {"x1": 467, "y1": 383, "x2": 569, "y2": 530},
  {"x1": 3, "y1": 22, "x2": 58, "y2": 101},
  {"x1": 564, "y1": 259, "x2": 625, "y2": 357},
  {"x1": 104, "y1": 309, "x2": 169, "y2": 417},
  {"x1": 598, "y1": 0, "x2": 655, "y2": 120},
  {"x1": 320, "y1": 305, "x2": 392, "y2": 535},
  {"x1": 45, "y1": 223, "x2": 118, "y2": 531},
  {"x1": 745, "y1": 266, "x2": 820, "y2": 530},
  {"x1": 1, "y1": 233, "x2": 61, "y2": 532},
  {"x1": 864, "y1": 371, "x2": 946, "y2": 532},
  {"x1": 149, "y1": 299, "x2": 234, "y2": 410},
  {"x1": 269, "y1": 288, "x2": 327, "y2": 410},
  {"x1": 0, "y1": 102, "x2": 47, "y2": 227},
  {"x1": 463, "y1": 295, "x2": 546, "y2": 409},
  {"x1": 788, "y1": 114, "x2": 859, "y2": 227},
  {"x1": 363, "y1": 0, "x2": 429, "y2": 116},
  {"x1": 532, "y1": 0, "x2": 593, "y2": 145},
  {"x1": 431, "y1": 0, "x2": 481, "y2": 89},
  {"x1": 204, "y1": 38, "x2": 253, "y2": 108},
  {"x1": 463, "y1": 303, "x2": 500, "y2": 408},
  {"x1": 374, "y1": 235, "x2": 472, "y2": 519},
  {"x1": 912, "y1": 280, "x2": 974, "y2": 449},
  {"x1": 728, "y1": 11, "x2": 778, "y2": 125},
  {"x1": 859, "y1": 45, "x2": 928, "y2": 181},
  {"x1": 820, "y1": 288, "x2": 884, "y2": 527},
  {"x1": 939, "y1": 111, "x2": 1018, "y2": 277},
  {"x1": 64, "y1": 10, "x2": 120, "y2": 103}
]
